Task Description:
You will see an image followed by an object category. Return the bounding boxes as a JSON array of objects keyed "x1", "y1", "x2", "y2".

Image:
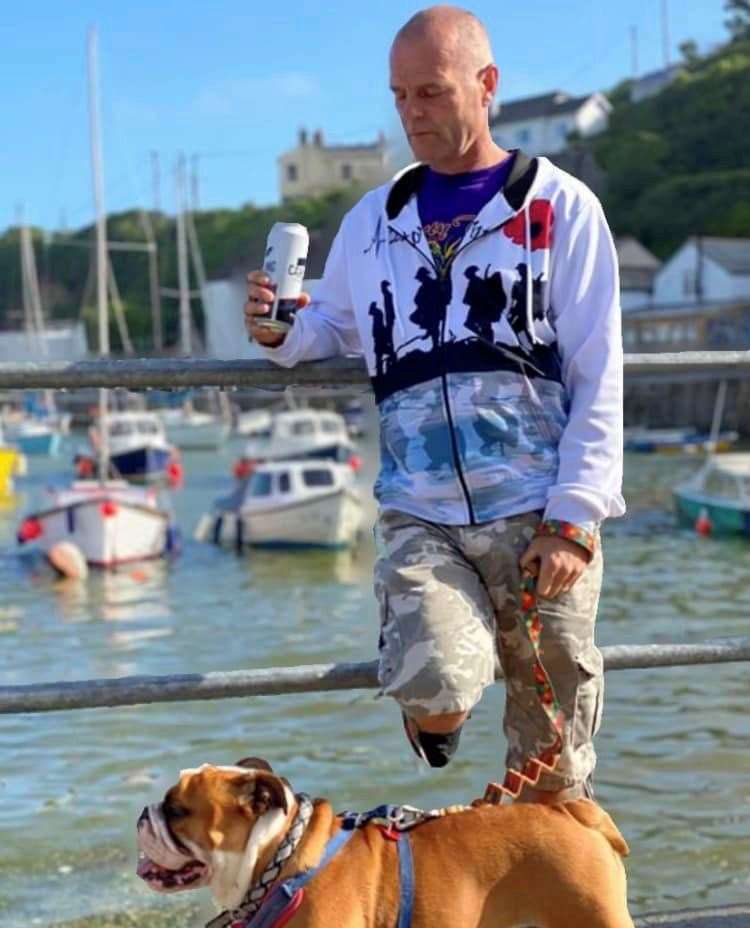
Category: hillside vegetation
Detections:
[{"x1": 590, "y1": 34, "x2": 750, "y2": 257}]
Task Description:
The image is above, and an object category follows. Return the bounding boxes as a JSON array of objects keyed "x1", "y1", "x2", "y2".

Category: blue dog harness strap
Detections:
[{"x1": 396, "y1": 832, "x2": 414, "y2": 928}]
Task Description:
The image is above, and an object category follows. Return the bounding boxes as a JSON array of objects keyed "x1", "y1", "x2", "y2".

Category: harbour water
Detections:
[{"x1": 1, "y1": 428, "x2": 749, "y2": 925}]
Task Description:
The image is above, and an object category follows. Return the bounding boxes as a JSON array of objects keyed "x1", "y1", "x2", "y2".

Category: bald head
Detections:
[{"x1": 392, "y1": 6, "x2": 494, "y2": 71}]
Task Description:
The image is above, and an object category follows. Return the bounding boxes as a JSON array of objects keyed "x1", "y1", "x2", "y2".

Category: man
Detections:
[{"x1": 245, "y1": 5, "x2": 624, "y2": 804}]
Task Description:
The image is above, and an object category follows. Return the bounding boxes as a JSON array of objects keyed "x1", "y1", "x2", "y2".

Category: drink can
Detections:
[{"x1": 255, "y1": 222, "x2": 309, "y2": 333}]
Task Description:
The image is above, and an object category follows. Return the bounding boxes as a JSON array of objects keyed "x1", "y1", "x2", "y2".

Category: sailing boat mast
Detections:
[
  {"x1": 175, "y1": 153, "x2": 192, "y2": 355},
  {"x1": 87, "y1": 25, "x2": 110, "y2": 480}
]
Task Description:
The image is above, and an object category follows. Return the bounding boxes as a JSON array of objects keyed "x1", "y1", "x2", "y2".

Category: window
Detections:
[
  {"x1": 286, "y1": 163, "x2": 298, "y2": 182},
  {"x1": 302, "y1": 468, "x2": 335, "y2": 488},
  {"x1": 341, "y1": 163, "x2": 352, "y2": 180},
  {"x1": 279, "y1": 472, "x2": 291, "y2": 494},
  {"x1": 247, "y1": 472, "x2": 273, "y2": 497},
  {"x1": 291, "y1": 420, "x2": 315, "y2": 436},
  {"x1": 109, "y1": 422, "x2": 133, "y2": 437},
  {"x1": 138, "y1": 421, "x2": 159, "y2": 435},
  {"x1": 321, "y1": 419, "x2": 342, "y2": 434}
]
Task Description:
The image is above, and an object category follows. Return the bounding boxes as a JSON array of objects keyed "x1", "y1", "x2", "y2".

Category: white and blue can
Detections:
[{"x1": 257, "y1": 222, "x2": 309, "y2": 332}]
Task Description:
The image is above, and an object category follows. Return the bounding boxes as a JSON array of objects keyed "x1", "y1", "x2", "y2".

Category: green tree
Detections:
[{"x1": 725, "y1": 0, "x2": 750, "y2": 39}]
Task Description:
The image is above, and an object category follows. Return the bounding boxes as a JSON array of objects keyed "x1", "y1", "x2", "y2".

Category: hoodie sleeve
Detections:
[
  {"x1": 545, "y1": 190, "x2": 626, "y2": 527},
  {"x1": 259, "y1": 215, "x2": 361, "y2": 368}
]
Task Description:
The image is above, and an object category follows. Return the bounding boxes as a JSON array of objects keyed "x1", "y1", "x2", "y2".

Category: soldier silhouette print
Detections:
[
  {"x1": 462, "y1": 265, "x2": 506, "y2": 343},
  {"x1": 506, "y1": 263, "x2": 546, "y2": 353},
  {"x1": 369, "y1": 301, "x2": 394, "y2": 378},
  {"x1": 409, "y1": 266, "x2": 450, "y2": 353}
]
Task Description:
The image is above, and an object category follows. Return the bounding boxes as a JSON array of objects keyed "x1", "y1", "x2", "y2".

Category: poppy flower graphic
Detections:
[{"x1": 502, "y1": 199, "x2": 554, "y2": 251}]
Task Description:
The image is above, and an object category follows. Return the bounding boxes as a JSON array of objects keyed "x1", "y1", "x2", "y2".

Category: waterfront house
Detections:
[
  {"x1": 616, "y1": 237, "x2": 662, "y2": 311},
  {"x1": 489, "y1": 90, "x2": 611, "y2": 156}
]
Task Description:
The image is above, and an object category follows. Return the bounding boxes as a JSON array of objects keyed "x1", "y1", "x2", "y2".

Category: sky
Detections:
[{"x1": 1, "y1": 0, "x2": 729, "y2": 235}]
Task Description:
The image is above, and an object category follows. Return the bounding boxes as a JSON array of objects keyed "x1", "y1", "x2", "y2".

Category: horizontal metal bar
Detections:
[
  {"x1": 2, "y1": 637, "x2": 749, "y2": 715},
  {"x1": 0, "y1": 351, "x2": 747, "y2": 391}
]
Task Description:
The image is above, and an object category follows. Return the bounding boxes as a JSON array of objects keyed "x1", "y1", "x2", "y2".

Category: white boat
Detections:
[
  {"x1": 673, "y1": 453, "x2": 750, "y2": 537},
  {"x1": 83, "y1": 411, "x2": 179, "y2": 483},
  {"x1": 17, "y1": 480, "x2": 179, "y2": 567},
  {"x1": 195, "y1": 460, "x2": 363, "y2": 549},
  {"x1": 158, "y1": 407, "x2": 229, "y2": 450},
  {"x1": 234, "y1": 410, "x2": 357, "y2": 478}
]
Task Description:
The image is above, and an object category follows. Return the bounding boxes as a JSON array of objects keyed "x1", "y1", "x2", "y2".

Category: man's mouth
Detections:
[{"x1": 137, "y1": 852, "x2": 210, "y2": 893}]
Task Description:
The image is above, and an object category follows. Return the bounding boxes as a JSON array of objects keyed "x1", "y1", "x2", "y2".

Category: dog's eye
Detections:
[{"x1": 164, "y1": 803, "x2": 190, "y2": 820}]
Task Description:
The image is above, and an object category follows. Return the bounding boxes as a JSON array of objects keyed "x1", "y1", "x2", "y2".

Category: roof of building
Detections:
[
  {"x1": 694, "y1": 237, "x2": 750, "y2": 276},
  {"x1": 615, "y1": 237, "x2": 662, "y2": 270},
  {"x1": 490, "y1": 90, "x2": 599, "y2": 126}
]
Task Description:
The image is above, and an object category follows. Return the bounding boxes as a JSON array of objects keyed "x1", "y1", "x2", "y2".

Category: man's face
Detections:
[{"x1": 389, "y1": 35, "x2": 493, "y2": 171}]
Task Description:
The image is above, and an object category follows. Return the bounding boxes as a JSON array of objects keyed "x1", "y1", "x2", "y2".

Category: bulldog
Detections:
[{"x1": 136, "y1": 757, "x2": 634, "y2": 928}]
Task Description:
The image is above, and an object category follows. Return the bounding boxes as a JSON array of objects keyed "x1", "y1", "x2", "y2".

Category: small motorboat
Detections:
[
  {"x1": 624, "y1": 427, "x2": 739, "y2": 454},
  {"x1": 233, "y1": 409, "x2": 358, "y2": 479},
  {"x1": 673, "y1": 453, "x2": 750, "y2": 537},
  {"x1": 195, "y1": 459, "x2": 363, "y2": 549},
  {"x1": 4, "y1": 418, "x2": 61, "y2": 456},
  {"x1": 18, "y1": 480, "x2": 180, "y2": 568},
  {"x1": 79, "y1": 412, "x2": 181, "y2": 484},
  {"x1": 341, "y1": 399, "x2": 367, "y2": 438}
]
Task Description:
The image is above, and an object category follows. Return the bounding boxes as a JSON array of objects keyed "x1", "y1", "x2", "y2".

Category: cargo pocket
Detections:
[{"x1": 572, "y1": 645, "x2": 604, "y2": 749}]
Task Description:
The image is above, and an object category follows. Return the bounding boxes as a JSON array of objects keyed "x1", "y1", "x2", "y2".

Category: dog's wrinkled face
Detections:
[{"x1": 136, "y1": 757, "x2": 290, "y2": 900}]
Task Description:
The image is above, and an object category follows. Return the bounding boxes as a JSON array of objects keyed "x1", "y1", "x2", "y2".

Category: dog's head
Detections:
[{"x1": 136, "y1": 757, "x2": 292, "y2": 907}]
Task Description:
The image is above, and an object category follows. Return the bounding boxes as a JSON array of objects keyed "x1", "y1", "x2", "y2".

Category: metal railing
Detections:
[
  {"x1": 0, "y1": 347, "x2": 748, "y2": 717},
  {"x1": 2, "y1": 638, "x2": 750, "y2": 715},
  {"x1": 0, "y1": 349, "x2": 748, "y2": 390}
]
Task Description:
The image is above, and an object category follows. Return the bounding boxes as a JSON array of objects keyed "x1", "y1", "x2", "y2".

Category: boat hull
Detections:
[
  {"x1": 13, "y1": 431, "x2": 61, "y2": 456},
  {"x1": 23, "y1": 493, "x2": 177, "y2": 567},
  {"x1": 164, "y1": 421, "x2": 228, "y2": 450},
  {"x1": 673, "y1": 491, "x2": 750, "y2": 537},
  {"x1": 200, "y1": 489, "x2": 363, "y2": 549},
  {"x1": 110, "y1": 446, "x2": 172, "y2": 481}
]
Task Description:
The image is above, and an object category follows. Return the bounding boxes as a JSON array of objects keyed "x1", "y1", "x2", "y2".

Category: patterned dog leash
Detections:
[{"x1": 483, "y1": 569, "x2": 565, "y2": 803}]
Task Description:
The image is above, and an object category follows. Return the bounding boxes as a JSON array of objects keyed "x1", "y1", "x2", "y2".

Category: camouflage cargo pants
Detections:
[{"x1": 373, "y1": 508, "x2": 604, "y2": 790}]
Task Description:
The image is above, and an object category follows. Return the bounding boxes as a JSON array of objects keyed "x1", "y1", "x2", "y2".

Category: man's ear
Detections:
[
  {"x1": 235, "y1": 756, "x2": 274, "y2": 772},
  {"x1": 241, "y1": 772, "x2": 289, "y2": 816}
]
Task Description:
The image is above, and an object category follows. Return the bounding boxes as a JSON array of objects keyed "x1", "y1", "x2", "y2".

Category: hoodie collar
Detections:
[{"x1": 385, "y1": 150, "x2": 538, "y2": 223}]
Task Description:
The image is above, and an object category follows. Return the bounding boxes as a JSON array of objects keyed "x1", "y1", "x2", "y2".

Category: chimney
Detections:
[
  {"x1": 313, "y1": 129, "x2": 324, "y2": 147},
  {"x1": 298, "y1": 128, "x2": 308, "y2": 146}
]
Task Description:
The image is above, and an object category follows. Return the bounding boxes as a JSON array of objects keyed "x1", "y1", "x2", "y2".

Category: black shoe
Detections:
[{"x1": 402, "y1": 713, "x2": 463, "y2": 768}]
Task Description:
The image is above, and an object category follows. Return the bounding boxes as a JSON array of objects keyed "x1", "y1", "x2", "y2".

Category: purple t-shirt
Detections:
[{"x1": 417, "y1": 153, "x2": 516, "y2": 277}]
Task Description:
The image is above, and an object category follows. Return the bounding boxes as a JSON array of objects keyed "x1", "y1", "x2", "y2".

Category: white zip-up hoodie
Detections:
[{"x1": 262, "y1": 152, "x2": 625, "y2": 529}]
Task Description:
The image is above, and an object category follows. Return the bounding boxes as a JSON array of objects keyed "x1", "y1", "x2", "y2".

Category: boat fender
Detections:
[
  {"x1": 18, "y1": 517, "x2": 43, "y2": 544},
  {"x1": 695, "y1": 507, "x2": 712, "y2": 536},
  {"x1": 48, "y1": 541, "x2": 88, "y2": 580}
]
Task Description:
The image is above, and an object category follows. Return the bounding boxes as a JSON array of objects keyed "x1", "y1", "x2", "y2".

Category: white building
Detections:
[
  {"x1": 616, "y1": 237, "x2": 662, "y2": 311},
  {"x1": 278, "y1": 129, "x2": 389, "y2": 201},
  {"x1": 489, "y1": 90, "x2": 611, "y2": 155},
  {"x1": 651, "y1": 237, "x2": 750, "y2": 306}
]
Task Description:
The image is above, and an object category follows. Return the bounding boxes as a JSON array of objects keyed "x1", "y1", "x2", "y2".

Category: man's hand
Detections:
[
  {"x1": 519, "y1": 536, "x2": 590, "y2": 599},
  {"x1": 244, "y1": 270, "x2": 311, "y2": 347}
]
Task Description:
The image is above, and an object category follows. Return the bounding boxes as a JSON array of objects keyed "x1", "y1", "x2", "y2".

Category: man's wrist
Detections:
[{"x1": 534, "y1": 520, "x2": 596, "y2": 559}]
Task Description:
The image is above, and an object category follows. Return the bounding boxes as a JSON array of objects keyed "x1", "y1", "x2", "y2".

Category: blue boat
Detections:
[{"x1": 92, "y1": 412, "x2": 179, "y2": 484}]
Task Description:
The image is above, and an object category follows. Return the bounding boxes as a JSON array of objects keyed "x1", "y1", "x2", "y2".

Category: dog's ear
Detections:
[
  {"x1": 235, "y1": 756, "x2": 273, "y2": 772},
  {"x1": 241, "y1": 772, "x2": 288, "y2": 816}
]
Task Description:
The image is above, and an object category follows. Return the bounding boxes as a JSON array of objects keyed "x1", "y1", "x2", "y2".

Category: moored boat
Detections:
[
  {"x1": 195, "y1": 459, "x2": 363, "y2": 549},
  {"x1": 625, "y1": 427, "x2": 739, "y2": 454},
  {"x1": 80, "y1": 412, "x2": 181, "y2": 484},
  {"x1": 158, "y1": 407, "x2": 230, "y2": 451},
  {"x1": 233, "y1": 409, "x2": 357, "y2": 478},
  {"x1": 17, "y1": 480, "x2": 180, "y2": 567},
  {"x1": 673, "y1": 453, "x2": 750, "y2": 537}
]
